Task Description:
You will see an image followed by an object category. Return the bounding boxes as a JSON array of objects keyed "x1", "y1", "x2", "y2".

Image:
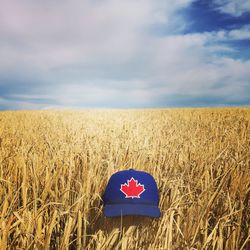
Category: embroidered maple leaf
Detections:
[{"x1": 120, "y1": 177, "x2": 145, "y2": 198}]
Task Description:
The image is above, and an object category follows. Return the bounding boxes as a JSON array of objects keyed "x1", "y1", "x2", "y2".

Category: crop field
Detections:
[{"x1": 0, "y1": 108, "x2": 249, "y2": 249}]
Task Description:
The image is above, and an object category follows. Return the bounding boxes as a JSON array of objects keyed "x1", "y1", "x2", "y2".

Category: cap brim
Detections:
[{"x1": 104, "y1": 204, "x2": 160, "y2": 218}]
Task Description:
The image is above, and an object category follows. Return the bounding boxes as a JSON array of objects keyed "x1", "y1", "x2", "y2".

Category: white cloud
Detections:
[
  {"x1": 0, "y1": 0, "x2": 195, "y2": 70},
  {"x1": 228, "y1": 25, "x2": 250, "y2": 40},
  {"x1": 0, "y1": 0, "x2": 249, "y2": 108},
  {"x1": 214, "y1": 0, "x2": 250, "y2": 16},
  {"x1": 0, "y1": 97, "x2": 46, "y2": 110}
]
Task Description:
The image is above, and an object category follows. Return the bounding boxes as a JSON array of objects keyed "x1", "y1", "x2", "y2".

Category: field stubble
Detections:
[{"x1": 0, "y1": 108, "x2": 249, "y2": 249}]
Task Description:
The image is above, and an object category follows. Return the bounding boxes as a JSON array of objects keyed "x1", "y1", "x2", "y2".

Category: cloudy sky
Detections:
[{"x1": 0, "y1": 0, "x2": 250, "y2": 109}]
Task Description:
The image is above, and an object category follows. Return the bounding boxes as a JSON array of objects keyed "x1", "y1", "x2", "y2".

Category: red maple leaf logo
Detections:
[{"x1": 120, "y1": 177, "x2": 145, "y2": 198}]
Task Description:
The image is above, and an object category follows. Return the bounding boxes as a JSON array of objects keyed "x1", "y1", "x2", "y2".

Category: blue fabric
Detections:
[
  {"x1": 103, "y1": 169, "x2": 160, "y2": 218},
  {"x1": 104, "y1": 204, "x2": 160, "y2": 217}
]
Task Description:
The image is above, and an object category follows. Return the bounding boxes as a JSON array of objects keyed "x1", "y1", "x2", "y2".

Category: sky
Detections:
[{"x1": 0, "y1": 0, "x2": 250, "y2": 109}]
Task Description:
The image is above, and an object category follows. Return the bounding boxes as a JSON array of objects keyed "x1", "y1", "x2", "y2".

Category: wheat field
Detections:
[{"x1": 0, "y1": 108, "x2": 249, "y2": 249}]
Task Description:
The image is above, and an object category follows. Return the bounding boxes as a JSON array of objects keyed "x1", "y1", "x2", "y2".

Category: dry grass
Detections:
[{"x1": 0, "y1": 107, "x2": 249, "y2": 249}]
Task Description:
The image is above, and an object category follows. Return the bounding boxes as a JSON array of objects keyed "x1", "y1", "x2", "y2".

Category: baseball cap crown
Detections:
[{"x1": 103, "y1": 169, "x2": 160, "y2": 217}]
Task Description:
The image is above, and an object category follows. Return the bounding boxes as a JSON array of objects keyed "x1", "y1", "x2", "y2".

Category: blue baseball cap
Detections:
[{"x1": 102, "y1": 169, "x2": 160, "y2": 218}]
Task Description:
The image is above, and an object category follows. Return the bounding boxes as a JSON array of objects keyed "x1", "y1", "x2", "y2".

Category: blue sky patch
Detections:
[{"x1": 184, "y1": 0, "x2": 250, "y2": 33}]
